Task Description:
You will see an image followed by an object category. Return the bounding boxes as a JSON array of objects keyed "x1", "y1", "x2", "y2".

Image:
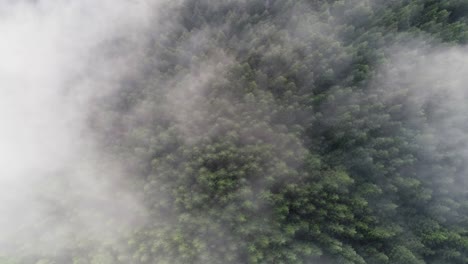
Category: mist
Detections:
[
  {"x1": 1, "y1": 0, "x2": 468, "y2": 263},
  {"x1": 372, "y1": 43, "x2": 468, "y2": 211},
  {"x1": 0, "y1": 0, "x2": 162, "y2": 257}
]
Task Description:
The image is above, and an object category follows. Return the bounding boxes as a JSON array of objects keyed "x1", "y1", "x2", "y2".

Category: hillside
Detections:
[{"x1": 2, "y1": 0, "x2": 468, "y2": 263}]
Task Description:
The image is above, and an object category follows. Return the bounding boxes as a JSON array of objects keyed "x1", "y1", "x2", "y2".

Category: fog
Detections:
[
  {"x1": 0, "y1": 0, "x2": 161, "y2": 256},
  {"x1": 374, "y1": 42, "x2": 468, "y2": 197},
  {"x1": 1, "y1": 0, "x2": 467, "y2": 263}
]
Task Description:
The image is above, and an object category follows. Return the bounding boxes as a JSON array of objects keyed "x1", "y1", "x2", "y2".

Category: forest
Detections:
[{"x1": 2, "y1": 0, "x2": 468, "y2": 263}]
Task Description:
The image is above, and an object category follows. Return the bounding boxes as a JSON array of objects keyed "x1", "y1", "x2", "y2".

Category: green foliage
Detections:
[{"x1": 12, "y1": 0, "x2": 468, "y2": 263}]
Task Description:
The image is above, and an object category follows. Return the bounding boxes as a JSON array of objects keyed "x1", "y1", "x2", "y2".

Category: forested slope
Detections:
[{"x1": 5, "y1": 0, "x2": 468, "y2": 263}]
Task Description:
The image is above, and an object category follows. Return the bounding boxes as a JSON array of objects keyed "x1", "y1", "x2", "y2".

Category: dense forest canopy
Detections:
[{"x1": 2, "y1": 0, "x2": 468, "y2": 263}]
